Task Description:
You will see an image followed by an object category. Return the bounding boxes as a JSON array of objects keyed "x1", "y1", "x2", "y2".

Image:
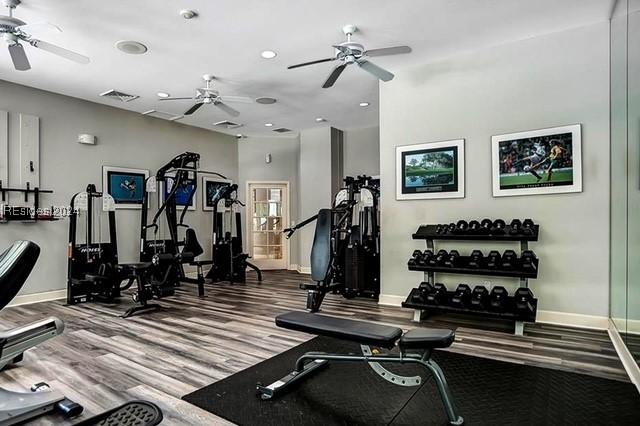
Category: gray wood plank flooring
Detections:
[{"x1": 0, "y1": 270, "x2": 629, "y2": 425}]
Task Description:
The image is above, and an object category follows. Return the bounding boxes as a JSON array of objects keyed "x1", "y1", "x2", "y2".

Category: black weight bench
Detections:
[{"x1": 257, "y1": 311, "x2": 464, "y2": 425}]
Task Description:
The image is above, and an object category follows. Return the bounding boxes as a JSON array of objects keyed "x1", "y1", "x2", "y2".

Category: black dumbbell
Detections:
[
  {"x1": 468, "y1": 220, "x2": 481, "y2": 234},
  {"x1": 453, "y1": 220, "x2": 468, "y2": 234},
  {"x1": 489, "y1": 286, "x2": 509, "y2": 312},
  {"x1": 411, "y1": 281, "x2": 434, "y2": 303},
  {"x1": 444, "y1": 250, "x2": 460, "y2": 267},
  {"x1": 450, "y1": 284, "x2": 471, "y2": 308},
  {"x1": 436, "y1": 224, "x2": 445, "y2": 234},
  {"x1": 446, "y1": 223, "x2": 456, "y2": 234},
  {"x1": 490, "y1": 219, "x2": 506, "y2": 235},
  {"x1": 521, "y1": 250, "x2": 537, "y2": 272},
  {"x1": 419, "y1": 250, "x2": 433, "y2": 266},
  {"x1": 426, "y1": 283, "x2": 448, "y2": 305},
  {"x1": 522, "y1": 218, "x2": 535, "y2": 236},
  {"x1": 509, "y1": 219, "x2": 522, "y2": 235},
  {"x1": 514, "y1": 287, "x2": 535, "y2": 316},
  {"x1": 468, "y1": 250, "x2": 484, "y2": 268},
  {"x1": 479, "y1": 218, "x2": 493, "y2": 235},
  {"x1": 470, "y1": 286, "x2": 489, "y2": 310},
  {"x1": 501, "y1": 250, "x2": 517, "y2": 270},
  {"x1": 486, "y1": 250, "x2": 502, "y2": 269},
  {"x1": 408, "y1": 250, "x2": 422, "y2": 267},
  {"x1": 429, "y1": 249, "x2": 449, "y2": 266}
]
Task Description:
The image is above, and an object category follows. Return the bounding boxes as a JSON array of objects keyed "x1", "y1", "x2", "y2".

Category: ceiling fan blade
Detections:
[
  {"x1": 214, "y1": 101, "x2": 240, "y2": 117},
  {"x1": 8, "y1": 43, "x2": 31, "y2": 71},
  {"x1": 184, "y1": 103, "x2": 204, "y2": 115},
  {"x1": 159, "y1": 97, "x2": 194, "y2": 101},
  {"x1": 288, "y1": 57, "x2": 335, "y2": 69},
  {"x1": 322, "y1": 63, "x2": 347, "y2": 88},
  {"x1": 29, "y1": 39, "x2": 90, "y2": 64},
  {"x1": 16, "y1": 22, "x2": 62, "y2": 34},
  {"x1": 364, "y1": 46, "x2": 412, "y2": 57},
  {"x1": 357, "y1": 60, "x2": 394, "y2": 82},
  {"x1": 218, "y1": 95, "x2": 253, "y2": 104}
]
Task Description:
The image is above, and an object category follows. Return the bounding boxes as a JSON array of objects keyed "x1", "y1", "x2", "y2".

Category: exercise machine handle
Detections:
[{"x1": 283, "y1": 228, "x2": 295, "y2": 239}]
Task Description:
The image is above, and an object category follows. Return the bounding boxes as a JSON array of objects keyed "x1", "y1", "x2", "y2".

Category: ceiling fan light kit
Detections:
[{"x1": 287, "y1": 24, "x2": 411, "y2": 88}]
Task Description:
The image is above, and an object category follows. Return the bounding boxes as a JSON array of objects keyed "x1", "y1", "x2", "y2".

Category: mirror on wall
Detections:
[{"x1": 610, "y1": 0, "x2": 640, "y2": 367}]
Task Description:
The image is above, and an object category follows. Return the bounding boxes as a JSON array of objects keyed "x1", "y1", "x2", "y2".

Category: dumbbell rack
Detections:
[{"x1": 402, "y1": 222, "x2": 539, "y2": 335}]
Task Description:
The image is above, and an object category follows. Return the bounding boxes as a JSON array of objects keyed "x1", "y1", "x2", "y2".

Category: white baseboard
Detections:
[
  {"x1": 297, "y1": 265, "x2": 311, "y2": 274},
  {"x1": 377, "y1": 293, "x2": 608, "y2": 329},
  {"x1": 288, "y1": 264, "x2": 298, "y2": 271},
  {"x1": 608, "y1": 319, "x2": 640, "y2": 392},
  {"x1": 7, "y1": 289, "x2": 66, "y2": 307}
]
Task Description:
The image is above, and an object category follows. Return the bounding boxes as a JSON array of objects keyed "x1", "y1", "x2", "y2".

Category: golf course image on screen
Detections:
[{"x1": 403, "y1": 148, "x2": 457, "y2": 193}]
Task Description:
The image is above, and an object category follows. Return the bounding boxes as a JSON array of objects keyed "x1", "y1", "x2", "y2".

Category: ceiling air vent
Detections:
[
  {"x1": 141, "y1": 110, "x2": 184, "y2": 121},
  {"x1": 99, "y1": 89, "x2": 139, "y2": 102},
  {"x1": 214, "y1": 120, "x2": 242, "y2": 129},
  {"x1": 273, "y1": 127, "x2": 292, "y2": 133}
]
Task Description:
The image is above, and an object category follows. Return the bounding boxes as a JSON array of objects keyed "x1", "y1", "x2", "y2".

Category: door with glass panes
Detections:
[{"x1": 247, "y1": 182, "x2": 289, "y2": 270}]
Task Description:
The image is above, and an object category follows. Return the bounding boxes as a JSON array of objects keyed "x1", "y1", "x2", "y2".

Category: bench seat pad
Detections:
[
  {"x1": 399, "y1": 328, "x2": 455, "y2": 350},
  {"x1": 276, "y1": 311, "x2": 403, "y2": 349}
]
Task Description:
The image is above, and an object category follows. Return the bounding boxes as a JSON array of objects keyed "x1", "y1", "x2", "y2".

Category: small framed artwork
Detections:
[
  {"x1": 202, "y1": 176, "x2": 232, "y2": 211},
  {"x1": 160, "y1": 176, "x2": 196, "y2": 211},
  {"x1": 102, "y1": 166, "x2": 149, "y2": 209},
  {"x1": 396, "y1": 139, "x2": 465, "y2": 200},
  {"x1": 491, "y1": 124, "x2": 582, "y2": 197}
]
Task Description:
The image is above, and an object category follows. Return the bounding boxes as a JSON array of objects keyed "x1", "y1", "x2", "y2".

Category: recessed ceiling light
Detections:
[
  {"x1": 256, "y1": 97, "x2": 277, "y2": 104},
  {"x1": 359, "y1": 102, "x2": 370, "y2": 107},
  {"x1": 236, "y1": 134, "x2": 244, "y2": 138},
  {"x1": 180, "y1": 9, "x2": 198, "y2": 19},
  {"x1": 261, "y1": 50, "x2": 277, "y2": 59},
  {"x1": 264, "y1": 123, "x2": 274, "y2": 127},
  {"x1": 115, "y1": 40, "x2": 148, "y2": 55},
  {"x1": 315, "y1": 117, "x2": 326, "y2": 122},
  {"x1": 157, "y1": 92, "x2": 170, "y2": 98}
]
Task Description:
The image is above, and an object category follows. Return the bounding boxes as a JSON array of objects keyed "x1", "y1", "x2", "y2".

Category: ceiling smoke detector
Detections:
[
  {"x1": 255, "y1": 97, "x2": 277, "y2": 105},
  {"x1": 180, "y1": 9, "x2": 198, "y2": 19},
  {"x1": 115, "y1": 40, "x2": 148, "y2": 54}
]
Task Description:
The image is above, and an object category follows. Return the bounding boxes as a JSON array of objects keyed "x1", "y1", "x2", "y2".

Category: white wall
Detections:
[
  {"x1": 237, "y1": 135, "x2": 300, "y2": 267},
  {"x1": 0, "y1": 79, "x2": 238, "y2": 297},
  {"x1": 343, "y1": 126, "x2": 380, "y2": 177},
  {"x1": 298, "y1": 127, "x2": 333, "y2": 269},
  {"x1": 379, "y1": 22, "x2": 610, "y2": 317}
]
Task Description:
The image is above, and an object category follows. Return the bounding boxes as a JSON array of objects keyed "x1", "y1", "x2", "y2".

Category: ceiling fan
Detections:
[
  {"x1": 0, "y1": 0, "x2": 89, "y2": 71},
  {"x1": 288, "y1": 24, "x2": 411, "y2": 88},
  {"x1": 159, "y1": 74, "x2": 254, "y2": 117}
]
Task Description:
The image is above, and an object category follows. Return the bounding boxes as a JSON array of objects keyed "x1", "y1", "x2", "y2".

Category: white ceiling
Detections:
[{"x1": 0, "y1": 0, "x2": 613, "y2": 137}]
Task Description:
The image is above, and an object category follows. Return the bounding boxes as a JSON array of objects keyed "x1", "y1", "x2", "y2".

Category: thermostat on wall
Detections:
[{"x1": 78, "y1": 134, "x2": 97, "y2": 145}]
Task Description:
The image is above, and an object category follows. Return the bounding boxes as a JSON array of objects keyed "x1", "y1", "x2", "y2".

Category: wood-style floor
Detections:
[{"x1": 0, "y1": 270, "x2": 630, "y2": 425}]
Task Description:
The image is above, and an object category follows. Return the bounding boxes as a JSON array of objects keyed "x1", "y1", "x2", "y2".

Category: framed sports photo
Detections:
[
  {"x1": 102, "y1": 166, "x2": 149, "y2": 209},
  {"x1": 491, "y1": 124, "x2": 582, "y2": 197},
  {"x1": 202, "y1": 176, "x2": 232, "y2": 211},
  {"x1": 160, "y1": 175, "x2": 196, "y2": 211},
  {"x1": 396, "y1": 139, "x2": 465, "y2": 200}
]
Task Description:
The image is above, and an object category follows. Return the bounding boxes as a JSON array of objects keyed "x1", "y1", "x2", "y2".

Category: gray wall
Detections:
[
  {"x1": 298, "y1": 127, "x2": 333, "y2": 269},
  {"x1": 0, "y1": 79, "x2": 238, "y2": 297},
  {"x1": 343, "y1": 126, "x2": 380, "y2": 177},
  {"x1": 237, "y1": 135, "x2": 300, "y2": 267},
  {"x1": 379, "y1": 22, "x2": 610, "y2": 317}
]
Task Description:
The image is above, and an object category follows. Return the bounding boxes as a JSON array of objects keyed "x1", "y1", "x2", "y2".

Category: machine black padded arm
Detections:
[
  {"x1": 0, "y1": 241, "x2": 40, "y2": 311},
  {"x1": 275, "y1": 311, "x2": 403, "y2": 349}
]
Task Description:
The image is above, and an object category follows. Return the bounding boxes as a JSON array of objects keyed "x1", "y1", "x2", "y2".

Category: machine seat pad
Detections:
[
  {"x1": 275, "y1": 311, "x2": 403, "y2": 349},
  {"x1": 399, "y1": 328, "x2": 455, "y2": 350},
  {"x1": 84, "y1": 274, "x2": 110, "y2": 282},
  {"x1": 117, "y1": 262, "x2": 153, "y2": 272}
]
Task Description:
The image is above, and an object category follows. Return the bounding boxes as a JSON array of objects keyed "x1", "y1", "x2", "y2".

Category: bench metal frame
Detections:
[{"x1": 257, "y1": 345, "x2": 464, "y2": 425}]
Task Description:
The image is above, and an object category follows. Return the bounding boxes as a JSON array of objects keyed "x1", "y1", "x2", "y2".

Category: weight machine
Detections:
[
  {"x1": 140, "y1": 152, "x2": 261, "y2": 294},
  {"x1": 285, "y1": 175, "x2": 380, "y2": 311}
]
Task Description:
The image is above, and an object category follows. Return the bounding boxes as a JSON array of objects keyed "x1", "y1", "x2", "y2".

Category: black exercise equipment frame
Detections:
[{"x1": 403, "y1": 221, "x2": 540, "y2": 335}]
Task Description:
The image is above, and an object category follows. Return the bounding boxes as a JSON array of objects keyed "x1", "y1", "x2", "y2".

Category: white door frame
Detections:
[{"x1": 246, "y1": 181, "x2": 291, "y2": 269}]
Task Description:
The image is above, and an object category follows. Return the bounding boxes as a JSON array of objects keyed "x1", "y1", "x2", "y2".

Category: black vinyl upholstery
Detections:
[
  {"x1": 183, "y1": 228, "x2": 204, "y2": 258},
  {"x1": 275, "y1": 311, "x2": 403, "y2": 349},
  {"x1": 310, "y1": 209, "x2": 332, "y2": 282},
  {"x1": 399, "y1": 328, "x2": 455, "y2": 350},
  {"x1": 0, "y1": 241, "x2": 40, "y2": 311}
]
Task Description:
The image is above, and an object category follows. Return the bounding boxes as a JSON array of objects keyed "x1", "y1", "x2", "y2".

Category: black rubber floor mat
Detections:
[{"x1": 182, "y1": 336, "x2": 640, "y2": 426}]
